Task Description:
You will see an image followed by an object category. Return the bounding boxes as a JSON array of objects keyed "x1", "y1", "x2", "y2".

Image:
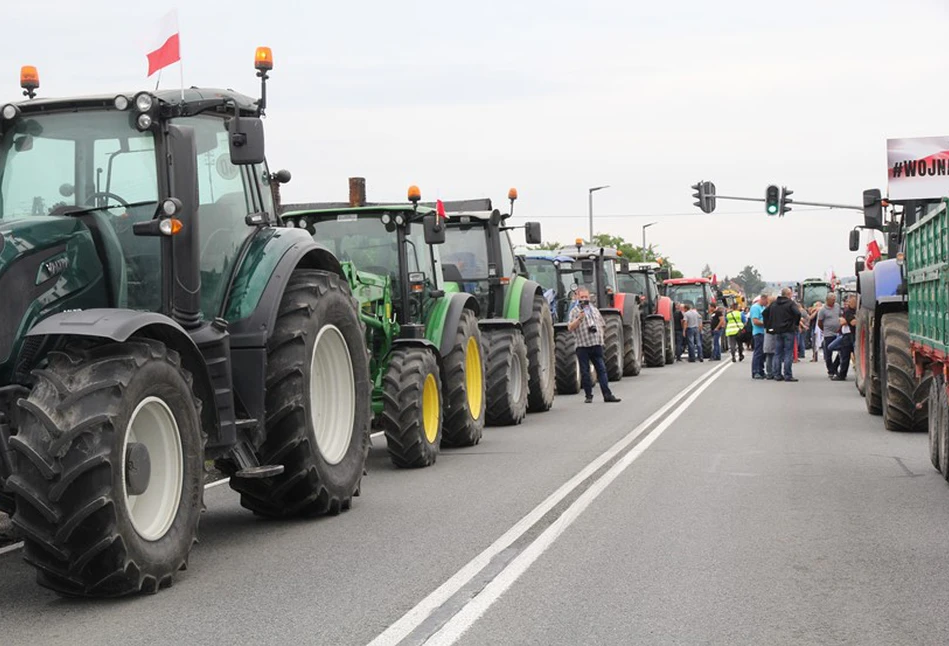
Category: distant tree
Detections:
[
  {"x1": 531, "y1": 241, "x2": 563, "y2": 251},
  {"x1": 701, "y1": 263, "x2": 713, "y2": 278},
  {"x1": 734, "y1": 265, "x2": 765, "y2": 296}
]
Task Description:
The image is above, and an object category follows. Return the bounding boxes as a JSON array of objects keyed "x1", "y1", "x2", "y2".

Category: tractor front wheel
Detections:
[
  {"x1": 441, "y1": 309, "x2": 486, "y2": 447},
  {"x1": 930, "y1": 374, "x2": 945, "y2": 474},
  {"x1": 554, "y1": 328, "x2": 580, "y2": 395},
  {"x1": 880, "y1": 312, "x2": 930, "y2": 433},
  {"x1": 854, "y1": 309, "x2": 869, "y2": 397},
  {"x1": 604, "y1": 314, "x2": 624, "y2": 382},
  {"x1": 623, "y1": 313, "x2": 643, "y2": 377},
  {"x1": 484, "y1": 327, "x2": 529, "y2": 426},
  {"x1": 381, "y1": 347, "x2": 442, "y2": 468},
  {"x1": 643, "y1": 317, "x2": 666, "y2": 368},
  {"x1": 664, "y1": 320, "x2": 675, "y2": 365},
  {"x1": 232, "y1": 269, "x2": 371, "y2": 517},
  {"x1": 10, "y1": 339, "x2": 203, "y2": 597},
  {"x1": 524, "y1": 293, "x2": 555, "y2": 413}
]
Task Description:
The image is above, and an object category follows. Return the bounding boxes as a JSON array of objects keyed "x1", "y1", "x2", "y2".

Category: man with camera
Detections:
[{"x1": 567, "y1": 288, "x2": 622, "y2": 404}]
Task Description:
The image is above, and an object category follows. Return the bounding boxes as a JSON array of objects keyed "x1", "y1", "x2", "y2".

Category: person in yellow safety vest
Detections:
[{"x1": 725, "y1": 301, "x2": 745, "y2": 363}]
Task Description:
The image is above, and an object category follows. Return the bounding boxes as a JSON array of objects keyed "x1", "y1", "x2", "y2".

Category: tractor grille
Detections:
[{"x1": 0, "y1": 247, "x2": 64, "y2": 366}]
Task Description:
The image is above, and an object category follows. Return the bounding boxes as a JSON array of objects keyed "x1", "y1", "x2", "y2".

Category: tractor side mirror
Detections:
[
  {"x1": 423, "y1": 213, "x2": 446, "y2": 245},
  {"x1": 855, "y1": 258, "x2": 866, "y2": 274},
  {"x1": 848, "y1": 229, "x2": 860, "y2": 252},
  {"x1": 863, "y1": 188, "x2": 883, "y2": 230},
  {"x1": 524, "y1": 221, "x2": 542, "y2": 244},
  {"x1": 620, "y1": 258, "x2": 629, "y2": 273},
  {"x1": 229, "y1": 115, "x2": 266, "y2": 165},
  {"x1": 580, "y1": 259, "x2": 595, "y2": 285}
]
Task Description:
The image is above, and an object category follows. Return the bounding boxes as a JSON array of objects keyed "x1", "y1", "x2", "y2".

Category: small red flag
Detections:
[
  {"x1": 865, "y1": 240, "x2": 882, "y2": 270},
  {"x1": 436, "y1": 199, "x2": 446, "y2": 219},
  {"x1": 146, "y1": 11, "x2": 181, "y2": 77}
]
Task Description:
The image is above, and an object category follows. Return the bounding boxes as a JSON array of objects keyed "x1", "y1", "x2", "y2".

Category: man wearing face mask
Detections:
[{"x1": 568, "y1": 287, "x2": 621, "y2": 404}]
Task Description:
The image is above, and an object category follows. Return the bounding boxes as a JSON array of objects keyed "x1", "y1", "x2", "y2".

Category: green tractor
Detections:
[
  {"x1": 0, "y1": 51, "x2": 371, "y2": 596},
  {"x1": 439, "y1": 192, "x2": 555, "y2": 426},
  {"x1": 561, "y1": 243, "x2": 643, "y2": 381},
  {"x1": 282, "y1": 182, "x2": 485, "y2": 467}
]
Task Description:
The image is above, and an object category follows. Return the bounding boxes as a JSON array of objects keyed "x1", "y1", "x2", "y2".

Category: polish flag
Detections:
[
  {"x1": 436, "y1": 199, "x2": 447, "y2": 219},
  {"x1": 865, "y1": 240, "x2": 883, "y2": 270},
  {"x1": 146, "y1": 11, "x2": 181, "y2": 77}
]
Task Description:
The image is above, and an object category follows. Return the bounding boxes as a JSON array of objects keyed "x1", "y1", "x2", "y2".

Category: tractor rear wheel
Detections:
[
  {"x1": 10, "y1": 339, "x2": 203, "y2": 597},
  {"x1": 930, "y1": 374, "x2": 945, "y2": 473},
  {"x1": 854, "y1": 309, "x2": 869, "y2": 396},
  {"x1": 622, "y1": 312, "x2": 643, "y2": 377},
  {"x1": 441, "y1": 309, "x2": 486, "y2": 447},
  {"x1": 604, "y1": 313, "x2": 624, "y2": 382},
  {"x1": 484, "y1": 327, "x2": 529, "y2": 426},
  {"x1": 554, "y1": 327, "x2": 580, "y2": 395},
  {"x1": 643, "y1": 317, "x2": 665, "y2": 368},
  {"x1": 381, "y1": 347, "x2": 442, "y2": 468},
  {"x1": 865, "y1": 316, "x2": 882, "y2": 415},
  {"x1": 524, "y1": 293, "x2": 555, "y2": 413},
  {"x1": 232, "y1": 269, "x2": 371, "y2": 517},
  {"x1": 880, "y1": 312, "x2": 930, "y2": 432},
  {"x1": 664, "y1": 320, "x2": 675, "y2": 365}
]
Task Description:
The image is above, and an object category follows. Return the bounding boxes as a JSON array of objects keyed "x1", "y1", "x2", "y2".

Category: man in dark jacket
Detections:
[
  {"x1": 769, "y1": 287, "x2": 803, "y2": 382},
  {"x1": 673, "y1": 303, "x2": 685, "y2": 361}
]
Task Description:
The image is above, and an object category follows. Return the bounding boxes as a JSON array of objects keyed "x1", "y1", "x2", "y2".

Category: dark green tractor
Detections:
[
  {"x1": 0, "y1": 50, "x2": 371, "y2": 596},
  {"x1": 439, "y1": 193, "x2": 555, "y2": 426},
  {"x1": 282, "y1": 186, "x2": 485, "y2": 467}
]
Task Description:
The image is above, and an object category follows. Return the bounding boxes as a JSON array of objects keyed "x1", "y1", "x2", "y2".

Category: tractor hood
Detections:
[{"x1": 0, "y1": 216, "x2": 107, "y2": 379}]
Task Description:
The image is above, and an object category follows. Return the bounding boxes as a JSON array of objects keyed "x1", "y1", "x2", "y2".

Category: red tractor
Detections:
[
  {"x1": 617, "y1": 262, "x2": 675, "y2": 367},
  {"x1": 663, "y1": 277, "x2": 717, "y2": 358}
]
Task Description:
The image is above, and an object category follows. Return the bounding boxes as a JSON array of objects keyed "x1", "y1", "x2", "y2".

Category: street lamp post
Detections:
[
  {"x1": 642, "y1": 221, "x2": 658, "y2": 258},
  {"x1": 588, "y1": 185, "x2": 610, "y2": 243}
]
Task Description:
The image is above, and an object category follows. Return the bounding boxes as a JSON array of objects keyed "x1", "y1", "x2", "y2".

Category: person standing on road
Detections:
[
  {"x1": 828, "y1": 295, "x2": 858, "y2": 381},
  {"x1": 763, "y1": 297, "x2": 777, "y2": 379},
  {"x1": 568, "y1": 287, "x2": 621, "y2": 404},
  {"x1": 683, "y1": 303, "x2": 704, "y2": 362},
  {"x1": 673, "y1": 302, "x2": 685, "y2": 362},
  {"x1": 809, "y1": 301, "x2": 822, "y2": 362},
  {"x1": 816, "y1": 294, "x2": 841, "y2": 379},
  {"x1": 710, "y1": 304, "x2": 725, "y2": 361},
  {"x1": 750, "y1": 293, "x2": 768, "y2": 379},
  {"x1": 769, "y1": 287, "x2": 803, "y2": 382},
  {"x1": 725, "y1": 301, "x2": 745, "y2": 362}
]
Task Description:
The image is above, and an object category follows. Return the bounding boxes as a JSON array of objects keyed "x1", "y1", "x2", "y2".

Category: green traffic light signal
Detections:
[
  {"x1": 767, "y1": 204, "x2": 778, "y2": 215},
  {"x1": 765, "y1": 184, "x2": 780, "y2": 216}
]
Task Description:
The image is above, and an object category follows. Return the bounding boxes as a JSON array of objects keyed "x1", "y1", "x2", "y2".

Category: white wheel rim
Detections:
[
  {"x1": 309, "y1": 324, "x2": 356, "y2": 466},
  {"x1": 122, "y1": 397, "x2": 183, "y2": 542},
  {"x1": 511, "y1": 348, "x2": 524, "y2": 404}
]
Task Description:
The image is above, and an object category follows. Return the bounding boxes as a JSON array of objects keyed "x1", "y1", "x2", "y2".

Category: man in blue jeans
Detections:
[
  {"x1": 683, "y1": 303, "x2": 704, "y2": 362},
  {"x1": 750, "y1": 293, "x2": 769, "y2": 379},
  {"x1": 568, "y1": 288, "x2": 621, "y2": 404},
  {"x1": 768, "y1": 287, "x2": 803, "y2": 382}
]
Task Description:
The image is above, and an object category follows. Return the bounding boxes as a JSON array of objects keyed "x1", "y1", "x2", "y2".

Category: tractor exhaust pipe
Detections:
[
  {"x1": 349, "y1": 177, "x2": 366, "y2": 207},
  {"x1": 167, "y1": 124, "x2": 202, "y2": 329}
]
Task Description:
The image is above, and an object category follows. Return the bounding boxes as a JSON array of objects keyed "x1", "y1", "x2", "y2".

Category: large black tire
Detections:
[
  {"x1": 854, "y1": 309, "x2": 869, "y2": 397},
  {"x1": 554, "y1": 327, "x2": 580, "y2": 395},
  {"x1": 10, "y1": 339, "x2": 203, "y2": 596},
  {"x1": 381, "y1": 347, "x2": 442, "y2": 468},
  {"x1": 484, "y1": 327, "x2": 529, "y2": 426},
  {"x1": 441, "y1": 309, "x2": 486, "y2": 447},
  {"x1": 643, "y1": 317, "x2": 665, "y2": 368},
  {"x1": 664, "y1": 320, "x2": 675, "y2": 365},
  {"x1": 880, "y1": 312, "x2": 930, "y2": 433},
  {"x1": 603, "y1": 313, "x2": 624, "y2": 382},
  {"x1": 701, "y1": 322, "x2": 713, "y2": 359},
  {"x1": 232, "y1": 270, "x2": 371, "y2": 517},
  {"x1": 622, "y1": 312, "x2": 643, "y2": 377},
  {"x1": 524, "y1": 293, "x2": 555, "y2": 413},
  {"x1": 865, "y1": 315, "x2": 882, "y2": 415},
  {"x1": 930, "y1": 374, "x2": 944, "y2": 474}
]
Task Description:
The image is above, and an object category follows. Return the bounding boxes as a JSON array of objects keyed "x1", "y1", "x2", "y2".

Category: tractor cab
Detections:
[
  {"x1": 799, "y1": 279, "x2": 832, "y2": 307},
  {"x1": 617, "y1": 261, "x2": 662, "y2": 315},
  {"x1": 518, "y1": 249, "x2": 576, "y2": 323},
  {"x1": 663, "y1": 277, "x2": 715, "y2": 315}
]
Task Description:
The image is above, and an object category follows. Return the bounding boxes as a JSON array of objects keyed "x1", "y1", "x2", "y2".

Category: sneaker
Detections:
[
  {"x1": 739, "y1": 355, "x2": 745, "y2": 362},
  {"x1": 785, "y1": 377, "x2": 799, "y2": 382},
  {"x1": 732, "y1": 356, "x2": 737, "y2": 363},
  {"x1": 773, "y1": 376, "x2": 784, "y2": 382},
  {"x1": 752, "y1": 375, "x2": 765, "y2": 380},
  {"x1": 604, "y1": 395, "x2": 622, "y2": 403},
  {"x1": 830, "y1": 375, "x2": 845, "y2": 381},
  {"x1": 584, "y1": 396, "x2": 593, "y2": 403}
]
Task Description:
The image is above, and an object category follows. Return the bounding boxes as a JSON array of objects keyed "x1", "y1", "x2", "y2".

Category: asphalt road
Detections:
[{"x1": 2, "y1": 357, "x2": 948, "y2": 645}]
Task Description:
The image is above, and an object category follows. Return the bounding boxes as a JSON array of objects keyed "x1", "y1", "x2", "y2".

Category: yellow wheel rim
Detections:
[
  {"x1": 422, "y1": 373, "x2": 440, "y2": 444},
  {"x1": 465, "y1": 336, "x2": 483, "y2": 420}
]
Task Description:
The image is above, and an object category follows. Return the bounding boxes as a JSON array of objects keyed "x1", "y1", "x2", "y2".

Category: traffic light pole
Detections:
[{"x1": 714, "y1": 195, "x2": 863, "y2": 211}]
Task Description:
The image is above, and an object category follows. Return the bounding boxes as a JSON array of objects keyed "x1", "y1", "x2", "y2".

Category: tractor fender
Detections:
[
  {"x1": 25, "y1": 309, "x2": 218, "y2": 441},
  {"x1": 502, "y1": 276, "x2": 541, "y2": 324},
  {"x1": 478, "y1": 318, "x2": 522, "y2": 332},
  {"x1": 612, "y1": 293, "x2": 639, "y2": 327},
  {"x1": 228, "y1": 236, "x2": 344, "y2": 348},
  {"x1": 858, "y1": 269, "x2": 876, "y2": 312},
  {"x1": 516, "y1": 279, "x2": 543, "y2": 325},
  {"x1": 554, "y1": 322, "x2": 570, "y2": 332},
  {"x1": 599, "y1": 307, "x2": 623, "y2": 321},
  {"x1": 436, "y1": 292, "x2": 481, "y2": 358},
  {"x1": 656, "y1": 295, "x2": 673, "y2": 322},
  {"x1": 392, "y1": 337, "x2": 440, "y2": 359}
]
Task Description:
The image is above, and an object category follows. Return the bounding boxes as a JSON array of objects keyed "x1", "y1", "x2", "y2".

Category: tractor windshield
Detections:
[
  {"x1": 524, "y1": 258, "x2": 559, "y2": 293},
  {"x1": 618, "y1": 272, "x2": 648, "y2": 296},
  {"x1": 666, "y1": 284, "x2": 708, "y2": 310},
  {"x1": 802, "y1": 283, "x2": 831, "y2": 306},
  {"x1": 0, "y1": 111, "x2": 158, "y2": 220},
  {"x1": 440, "y1": 226, "x2": 489, "y2": 281}
]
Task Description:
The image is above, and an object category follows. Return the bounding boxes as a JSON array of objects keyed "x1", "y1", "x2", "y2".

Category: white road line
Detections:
[
  {"x1": 367, "y1": 361, "x2": 730, "y2": 646},
  {"x1": 424, "y1": 362, "x2": 732, "y2": 646},
  {"x1": 2, "y1": 430, "x2": 384, "y2": 556}
]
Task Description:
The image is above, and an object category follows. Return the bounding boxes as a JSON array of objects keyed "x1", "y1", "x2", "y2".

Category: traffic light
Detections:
[
  {"x1": 765, "y1": 185, "x2": 780, "y2": 216},
  {"x1": 691, "y1": 180, "x2": 716, "y2": 214},
  {"x1": 779, "y1": 186, "x2": 793, "y2": 216}
]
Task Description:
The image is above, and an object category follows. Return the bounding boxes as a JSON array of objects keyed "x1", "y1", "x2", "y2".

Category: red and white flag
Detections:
[
  {"x1": 146, "y1": 10, "x2": 181, "y2": 77},
  {"x1": 865, "y1": 240, "x2": 883, "y2": 270},
  {"x1": 436, "y1": 199, "x2": 447, "y2": 219}
]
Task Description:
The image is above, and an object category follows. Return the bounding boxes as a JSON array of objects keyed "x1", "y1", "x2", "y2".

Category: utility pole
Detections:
[
  {"x1": 588, "y1": 185, "x2": 610, "y2": 242},
  {"x1": 642, "y1": 221, "x2": 657, "y2": 257}
]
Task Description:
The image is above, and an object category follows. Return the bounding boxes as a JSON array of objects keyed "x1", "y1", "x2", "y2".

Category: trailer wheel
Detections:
[
  {"x1": 643, "y1": 317, "x2": 666, "y2": 368},
  {"x1": 554, "y1": 328, "x2": 580, "y2": 395},
  {"x1": 930, "y1": 374, "x2": 944, "y2": 474},
  {"x1": 10, "y1": 339, "x2": 202, "y2": 597},
  {"x1": 524, "y1": 293, "x2": 555, "y2": 413},
  {"x1": 865, "y1": 316, "x2": 882, "y2": 415},
  {"x1": 441, "y1": 309, "x2": 486, "y2": 447},
  {"x1": 381, "y1": 347, "x2": 442, "y2": 468},
  {"x1": 484, "y1": 327, "x2": 529, "y2": 426},
  {"x1": 603, "y1": 313, "x2": 624, "y2": 382},
  {"x1": 880, "y1": 312, "x2": 930, "y2": 432},
  {"x1": 664, "y1": 320, "x2": 675, "y2": 365},
  {"x1": 854, "y1": 309, "x2": 869, "y2": 397},
  {"x1": 232, "y1": 269, "x2": 371, "y2": 517}
]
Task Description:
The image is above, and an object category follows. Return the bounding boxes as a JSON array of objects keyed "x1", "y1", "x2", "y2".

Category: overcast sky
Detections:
[{"x1": 5, "y1": 0, "x2": 949, "y2": 280}]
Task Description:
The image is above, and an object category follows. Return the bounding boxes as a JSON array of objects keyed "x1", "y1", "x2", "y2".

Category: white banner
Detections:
[{"x1": 887, "y1": 136, "x2": 949, "y2": 200}]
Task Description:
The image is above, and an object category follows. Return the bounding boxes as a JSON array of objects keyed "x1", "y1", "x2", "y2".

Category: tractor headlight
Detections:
[
  {"x1": 134, "y1": 92, "x2": 155, "y2": 113},
  {"x1": 136, "y1": 114, "x2": 153, "y2": 131},
  {"x1": 113, "y1": 95, "x2": 130, "y2": 111},
  {"x1": 1, "y1": 104, "x2": 18, "y2": 120}
]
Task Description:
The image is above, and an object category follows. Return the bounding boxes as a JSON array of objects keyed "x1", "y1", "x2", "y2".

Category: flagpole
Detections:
[
  {"x1": 178, "y1": 14, "x2": 184, "y2": 101},
  {"x1": 155, "y1": 69, "x2": 162, "y2": 91}
]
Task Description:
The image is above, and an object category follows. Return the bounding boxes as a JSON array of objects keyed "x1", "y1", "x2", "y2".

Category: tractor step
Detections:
[{"x1": 233, "y1": 465, "x2": 285, "y2": 479}]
